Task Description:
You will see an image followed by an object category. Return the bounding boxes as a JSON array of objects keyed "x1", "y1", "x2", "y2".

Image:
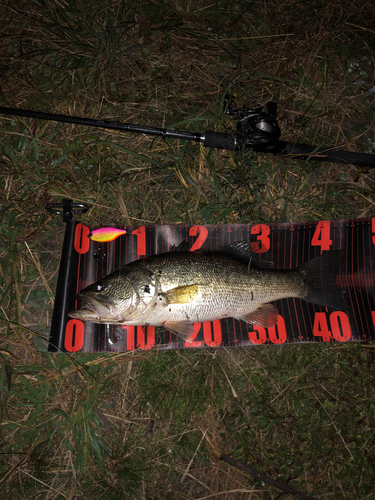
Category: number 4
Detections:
[{"x1": 311, "y1": 221, "x2": 332, "y2": 252}]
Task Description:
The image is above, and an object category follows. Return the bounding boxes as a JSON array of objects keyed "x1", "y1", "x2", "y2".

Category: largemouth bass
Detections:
[{"x1": 68, "y1": 244, "x2": 347, "y2": 343}]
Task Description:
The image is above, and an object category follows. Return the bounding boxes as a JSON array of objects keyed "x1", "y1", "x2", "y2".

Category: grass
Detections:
[{"x1": 1, "y1": 0, "x2": 375, "y2": 498}]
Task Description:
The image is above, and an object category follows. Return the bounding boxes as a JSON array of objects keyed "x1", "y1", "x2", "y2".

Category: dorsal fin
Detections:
[
  {"x1": 217, "y1": 241, "x2": 274, "y2": 268},
  {"x1": 169, "y1": 241, "x2": 191, "y2": 252},
  {"x1": 168, "y1": 239, "x2": 274, "y2": 268},
  {"x1": 218, "y1": 241, "x2": 253, "y2": 262}
]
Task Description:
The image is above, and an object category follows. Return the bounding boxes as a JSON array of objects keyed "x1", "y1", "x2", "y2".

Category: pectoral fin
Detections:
[
  {"x1": 164, "y1": 320, "x2": 195, "y2": 343},
  {"x1": 238, "y1": 303, "x2": 279, "y2": 328},
  {"x1": 164, "y1": 285, "x2": 199, "y2": 304}
]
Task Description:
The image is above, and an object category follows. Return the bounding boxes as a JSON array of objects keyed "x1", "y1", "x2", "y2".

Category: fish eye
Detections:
[{"x1": 96, "y1": 282, "x2": 105, "y2": 292}]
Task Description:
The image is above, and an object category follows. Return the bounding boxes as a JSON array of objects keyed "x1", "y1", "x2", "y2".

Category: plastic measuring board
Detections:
[{"x1": 48, "y1": 219, "x2": 375, "y2": 353}]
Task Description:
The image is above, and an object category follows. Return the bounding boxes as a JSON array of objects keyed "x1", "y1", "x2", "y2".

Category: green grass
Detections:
[{"x1": 1, "y1": 0, "x2": 375, "y2": 498}]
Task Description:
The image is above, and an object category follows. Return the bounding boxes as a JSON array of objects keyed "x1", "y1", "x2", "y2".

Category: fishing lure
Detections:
[{"x1": 88, "y1": 227, "x2": 127, "y2": 243}]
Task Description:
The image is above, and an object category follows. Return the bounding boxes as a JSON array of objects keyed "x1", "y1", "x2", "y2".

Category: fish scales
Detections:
[{"x1": 130, "y1": 252, "x2": 306, "y2": 322}]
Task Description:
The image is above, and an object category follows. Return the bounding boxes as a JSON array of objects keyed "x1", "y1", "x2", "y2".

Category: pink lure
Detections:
[{"x1": 88, "y1": 227, "x2": 127, "y2": 243}]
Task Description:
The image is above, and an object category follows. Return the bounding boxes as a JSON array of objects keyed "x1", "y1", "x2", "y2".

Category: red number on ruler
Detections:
[
  {"x1": 372, "y1": 219, "x2": 375, "y2": 245},
  {"x1": 312, "y1": 312, "x2": 331, "y2": 341},
  {"x1": 124, "y1": 326, "x2": 135, "y2": 351},
  {"x1": 248, "y1": 325, "x2": 267, "y2": 344},
  {"x1": 203, "y1": 320, "x2": 222, "y2": 347},
  {"x1": 132, "y1": 226, "x2": 146, "y2": 257},
  {"x1": 64, "y1": 320, "x2": 85, "y2": 352},
  {"x1": 136, "y1": 326, "x2": 155, "y2": 350},
  {"x1": 74, "y1": 223, "x2": 90, "y2": 254},
  {"x1": 250, "y1": 224, "x2": 270, "y2": 253},
  {"x1": 330, "y1": 312, "x2": 352, "y2": 342},
  {"x1": 189, "y1": 226, "x2": 208, "y2": 251},
  {"x1": 248, "y1": 317, "x2": 286, "y2": 344},
  {"x1": 313, "y1": 312, "x2": 352, "y2": 342},
  {"x1": 267, "y1": 316, "x2": 287, "y2": 344},
  {"x1": 311, "y1": 221, "x2": 332, "y2": 252}
]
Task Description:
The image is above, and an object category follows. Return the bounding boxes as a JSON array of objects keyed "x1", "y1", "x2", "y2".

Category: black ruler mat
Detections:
[{"x1": 49, "y1": 218, "x2": 375, "y2": 352}]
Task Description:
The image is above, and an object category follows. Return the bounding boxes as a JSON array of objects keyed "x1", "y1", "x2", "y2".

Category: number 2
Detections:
[{"x1": 189, "y1": 226, "x2": 208, "y2": 251}]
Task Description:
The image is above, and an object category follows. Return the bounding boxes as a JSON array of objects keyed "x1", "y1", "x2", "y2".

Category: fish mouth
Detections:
[
  {"x1": 75, "y1": 292, "x2": 113, "y2": 305},
  {"x1": 68, "y1": 293, "x2": 116, "y2": 322}
]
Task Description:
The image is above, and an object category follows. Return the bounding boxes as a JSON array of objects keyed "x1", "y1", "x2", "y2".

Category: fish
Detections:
[
  {"x1": 68, "y1": 243, "x2": 347, "y2": 343},
  {"x1": 88, "y1": 227, "x2": 127, "y2": 242}
]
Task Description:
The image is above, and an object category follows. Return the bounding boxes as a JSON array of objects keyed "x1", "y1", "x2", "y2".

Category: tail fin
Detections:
[{"x1": 299, "y1": 251, "x2": 348, "y2": 311}]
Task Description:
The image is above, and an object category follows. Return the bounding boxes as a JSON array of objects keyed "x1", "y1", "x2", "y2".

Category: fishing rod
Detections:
[{"x1": 0, "y1": 100, "x2": 374, "y2": 167}]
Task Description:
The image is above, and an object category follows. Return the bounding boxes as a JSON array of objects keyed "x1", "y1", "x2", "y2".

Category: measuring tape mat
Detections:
[{"x1": 50, "y1": 219, "x2": 375, "y2": 353}]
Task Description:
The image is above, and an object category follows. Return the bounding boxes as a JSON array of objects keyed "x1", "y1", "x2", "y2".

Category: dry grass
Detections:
[{"x1": 1, "y1": 0, "x2": 375, "y2": 498}]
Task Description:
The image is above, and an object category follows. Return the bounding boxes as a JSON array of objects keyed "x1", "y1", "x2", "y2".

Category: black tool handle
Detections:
[{"x1": 203, "y1": 130, "x2": 237, "y2": 150}]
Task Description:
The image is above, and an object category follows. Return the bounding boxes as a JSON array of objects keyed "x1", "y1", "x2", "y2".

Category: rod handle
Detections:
[{"x1": 203, "y1": 130, "x2": 237, "y2": 150}]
